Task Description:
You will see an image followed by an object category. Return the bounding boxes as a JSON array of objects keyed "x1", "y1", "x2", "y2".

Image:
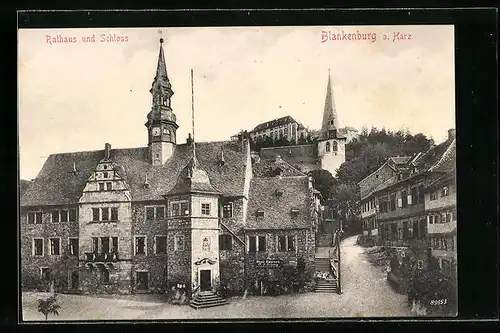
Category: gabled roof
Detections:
[
  {"x1": 246, "y1": 176, "x2": 311, "y2": 230},
  {"x1": 251, "y1": 116, "x2": 298, "y2": 132},
  {"x1": 21, "y1": 141, "x2": 248, "y2": 207},
  {"x1": 165, "y1": 157, "x2": 222, "y2": 196}
]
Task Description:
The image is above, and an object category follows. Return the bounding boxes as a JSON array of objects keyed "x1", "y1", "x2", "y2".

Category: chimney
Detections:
[
  {"x1": 104, "y1": 143, "x2": 111, "y2": 160},
  {"x1": 448, "y1": 128, "x2": 456, "y2": 140},
  {"x1": 186, "y1": 133, "x2": 193, "y2": 145}
]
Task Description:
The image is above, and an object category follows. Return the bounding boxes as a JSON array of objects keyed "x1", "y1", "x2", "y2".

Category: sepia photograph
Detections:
[{"x1": 18, "y1": 24, "x2": 457, "y2": 321}]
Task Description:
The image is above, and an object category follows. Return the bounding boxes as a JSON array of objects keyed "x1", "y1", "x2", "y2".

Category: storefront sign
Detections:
[{"x1": 256, "y1": 259, "x2": 281, "y2": 268}]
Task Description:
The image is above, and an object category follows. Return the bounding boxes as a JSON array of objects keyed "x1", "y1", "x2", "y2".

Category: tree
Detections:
[
  {"x1": 37, "y1": 295, "x2": 61, "y2": 321},
  {"x1": 310, "y1": 169, "x2": 336, "y2": 202}
]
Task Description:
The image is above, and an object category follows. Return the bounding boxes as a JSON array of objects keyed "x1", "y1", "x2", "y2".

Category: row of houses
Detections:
[{"x1": 358, "y1": 128, "x2": 457, "y2": 285}]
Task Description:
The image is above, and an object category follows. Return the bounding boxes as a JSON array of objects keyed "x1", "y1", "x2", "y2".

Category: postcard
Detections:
[{"x1": 18, "y1": 24, "x2": 457, "y2": 321}]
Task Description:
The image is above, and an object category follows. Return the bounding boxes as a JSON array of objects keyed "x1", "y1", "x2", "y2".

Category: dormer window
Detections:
[
  {"x1": 441, "y1": 186, "x2": 449, "y2": 197},
  {"x1": 103, "y1": 171, "x2": 108, "y2": 178},
  {"x1": 98, "y1": 182, "x2": 105, "y2": 191},
  {"x1": 256, "y1": 210, "x2": 264, "y2": 218},
  {"x1": 291, "y1": 208, "x2": 299, "y2": 218},
  {"x1": 275, "y1": 189, "x2": 283, "y2": 197},
  {"x1": 105, "y1": 182, "x2": 112, "y2": 191}
]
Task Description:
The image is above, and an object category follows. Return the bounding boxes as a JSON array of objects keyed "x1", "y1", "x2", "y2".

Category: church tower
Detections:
[
  {"x1": 145, "y1": 38, "x2": 179, "y2": 165},
  {"x1": 317, "y1": 70, "x2": 346, "y2": 176}
]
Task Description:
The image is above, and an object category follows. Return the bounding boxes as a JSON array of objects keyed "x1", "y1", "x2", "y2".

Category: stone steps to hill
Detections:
[{"x1": 315, "y1": 279, "x2": 338, "y2": 293}]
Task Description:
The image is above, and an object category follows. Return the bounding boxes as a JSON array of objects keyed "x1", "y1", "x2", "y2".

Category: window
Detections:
[
  {"x1": 287, "y1": 235, "x2": 296, "y2": 251},
  {"x1": 33, "y1": 238, "x2": 44, "y2": 256},
  {"x1": 401, "y1": 190, "x2": 408, "y2": 208},
  {"x1": 328, "y1": 130, "x2": 335, "y2": 138},
  {"x1": 325, "y1": 142, "x2": 331, "y2": 152},
  {"x1": 332, "y1": 141, "x2": 338, "y2": 151},
  {"x1": 100, "y1": 267, "x2": 110, "y2": 283},
  {"x1": 201, "y1": 203, "x2": 211, "y2": 216},
  {"x1": 452, "y1": 211, "x2": 457, "y2": 221},
  {"x1": 419, "y1": 219, "x2": 426, "y2": 238},
  {"x1": 174, "y1": 235, "x2": 184, "y2": 251},
  {"x1": 390, "y1": 195, "x2": 396, "y2": 211},
  {"x1": 111, "y1": 207, "x2": 118, "y2": 221},
  {"x1": 222, "y1": 203, "x2": 233, "y2": 218},
  {"x1": 258, "y1": 236, "x2": 266, "y2": 252},
  {"x1": 417, "y1": 260, "x2": 424, "y2": 270},
  {"x1": 248, "y1": 236, "x2": 257, "y2": 253},
  {"x1": 171, "y1": 203, "x2": 180, "y2": 217},
  {"x1": 69, "y1": 208, "x2": 77, "y2": 222},
  {"x1": 403, "y1": 221, "x2": 409, "y2": 239},
  {"x1": 28, "y1": 211, "x2": 43, "y2": 224},
  {"x1": 219, "y1": 235, "x2": 232, "y2": 251},
  {"x1": 410, "y1": 187, "x2": 418, "y2": 205},
  {"x1": 256, "y1": 210, "x2": 264, "y2": 218},
  {"x1": 50, "y1": 238, "x2": 60, "y2": 255},
  {"x1": 69, "y1": 238, "x2": 79, "y2": 256},
  {"x1": 92, "y1": 208, "x2": 99, "y2": 222},
  {"x1": 135, "y1": 236, "x2": 146, "y2": 255},
  {"x1": 147, "y1": 205, "x2": 165, "y2": 220},
  {"x1": 60, "y1": 210, "x2": 68, "y2": 222},
  {"x1": 155, "y1": 236, "x2": 167, "y2": 254},
  {"x1": 41, "y1": 268, "x2": 50, "y2": 282},
  {"x1": 101, "y1": 207, "x2": 109, "y2": 221},
  {"x1": 446, "y1": 213, "x2": 452, "y2": 223},
  {"x1": 181, "y1": 202, "x2": 189, "y2": 216},
  {"x1": 157, "y1": 206, "x2": 165, "y2": 219},
  {"x1": 111, "y1": 237, "x2": 119, "y2": 253},
  {"x1": 105, "y1": 182, "x2": 112, "y2": 191},
  {"x1": 441, "y1": 186, "x2": 449, "y2": 197},
  {"x1": 103, "y1": 171, "x2": 108, "y2": 178},
  {"x1": 91, "y1": 237, "x2": 99, "y2": 253},
  {"x1": 146, "y1": 207, "x2": 155, "y2": 220},
  {"x1": 291, "y1": 208, "x2": 299, "y2": 218},
  {"x1": 100, "y1": 237, "x2": 110, "y2": 253},
  {"x1": 51, "y1": 211, "x2": 59, "y2": 223},
  {"x1": 390, "y1": 223, "x2": 397, "y2": 240},
  {"x1": 430, "y1": 191, "x2": 437, "y2": 201},
  {"x1": 98, "y1": 182, "x2": 105, "y2": 191},
  {"x1": 329, "y1": 120, "x2": 334, "y2": 125},
  {"x1": 418, "y1": 185, "x2": 425, "y2": 203},
  {"x1": 278, "y1": 235, "x2": 287, "y2": 252}
]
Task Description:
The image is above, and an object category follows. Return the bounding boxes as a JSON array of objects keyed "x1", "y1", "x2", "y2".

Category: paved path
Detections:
[{"x1": 22, "y1": 235, "x2": 413, "y2": 320}]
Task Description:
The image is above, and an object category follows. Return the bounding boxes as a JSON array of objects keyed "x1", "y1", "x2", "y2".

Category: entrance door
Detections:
[
  {"x1": 136, "y1": 272, "x2": 149, "y2": 291},
  {"x1": 200, "y1": 270, "x2": 211, "y2": 291},
  {"x1": 71, "y1": 271, "x2": 79, "y2": 290}
]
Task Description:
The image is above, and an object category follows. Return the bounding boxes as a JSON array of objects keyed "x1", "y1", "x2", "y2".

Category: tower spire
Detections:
[{"x1": 321, "y1": 69, "x2": 339, "y2": 139}]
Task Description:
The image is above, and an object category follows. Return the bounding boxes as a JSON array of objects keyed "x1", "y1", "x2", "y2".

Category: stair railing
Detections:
[{"x1": 191, "y1": 284, "x2": 201, "y2": 298}]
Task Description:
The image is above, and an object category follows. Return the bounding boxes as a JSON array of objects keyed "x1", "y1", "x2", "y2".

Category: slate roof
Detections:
[
  {"x1": 252, "y1": 157, "x2": 306, "y2": 178},
  {"x1": 21, "y1": 141, "x2": 248, "y2": 207},
  {"x1": 165, "y1": 157, "x2": 222, "y2": 196},
  {"x1": 251, "y1": 116, "x2": 298, "y2": 132},
  {"x1": 428, "y1": 138, "x2": 456, "y2": 174},
  {"x1": 246, "y1": 176, "x2": 311, "y2": 230},
  {"x1": 19, "y1": 180, "x2": 32, "y2": 197},
  {"x1": 416, "y1": 138, "x2": 455, "y2": 172}
]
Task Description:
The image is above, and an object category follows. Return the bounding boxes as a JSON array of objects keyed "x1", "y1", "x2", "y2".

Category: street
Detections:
[{"x1": 22, "y1": 235, "x2": 413, "y2": 321}]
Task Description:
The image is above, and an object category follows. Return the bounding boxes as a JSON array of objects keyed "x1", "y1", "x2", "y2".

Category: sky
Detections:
[{"x1": 18, "y1": 25, "x2": 455, "y2": 180}]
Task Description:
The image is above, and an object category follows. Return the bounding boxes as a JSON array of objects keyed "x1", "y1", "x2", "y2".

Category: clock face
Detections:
[{"x1": 152, "y1": 127, "x2": 161, "y2": 136}]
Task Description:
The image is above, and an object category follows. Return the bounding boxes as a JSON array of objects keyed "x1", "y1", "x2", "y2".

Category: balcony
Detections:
[
  {"x1": 377, "y1": 203, "x2": 424, "y2": 221},
  {"x1": 84, "y1": 252, "x2": 119, "y2": 262},
  {"x1": 427, "y1": 221, "x2": 457, "y2": 235},
  {"x1": 426, "y1": 193, "x2": 456, "y2": 211}
]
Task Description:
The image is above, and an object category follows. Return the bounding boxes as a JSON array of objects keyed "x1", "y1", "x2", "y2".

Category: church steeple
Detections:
[
  {"x1": 146, "y1": 37, "x2": 179, "y2": 165},
  {"x1": 320, "y1": 69, "x2": 339, "y2": 139}
]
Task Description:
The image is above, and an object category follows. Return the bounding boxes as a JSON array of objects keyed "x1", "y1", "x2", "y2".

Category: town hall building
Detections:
[{"x1": 20, "y1": 38, "x2": 321, "y2": 300}]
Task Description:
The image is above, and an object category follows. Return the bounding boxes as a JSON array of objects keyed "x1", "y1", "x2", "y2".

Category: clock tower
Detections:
[{"x1": 145, "y1": 37, "x2": 179, "y2": 165}]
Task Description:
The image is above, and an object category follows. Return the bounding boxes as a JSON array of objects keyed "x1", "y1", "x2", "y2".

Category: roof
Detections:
[
  {"x1": 251, "y1": 116, "x2": 298, "y2": 132},
  {"x1": 388, "y1": 156, "x2": 411, "y2": 165},
  {"x1": 246, "y1": 176, "x2": 311, "y2": 230},
  {"x1": 252, "y1": 156, "x2": 306, "y2": 177},
  {"x1": 165, "y1": 157, "x2": 222, "y2": 196},
  {"x1": 19, "y1": 180, "x2": 32, "y2": 197},
  {"x1": 260, "y1": 144, "x2": 319, "y2": 173},
  {"x1": 371, "y1": 138, "x2": 456, "y2": 196},
  {"x1": 21, "y1": 141, "x2": 249, "y2": 207}
]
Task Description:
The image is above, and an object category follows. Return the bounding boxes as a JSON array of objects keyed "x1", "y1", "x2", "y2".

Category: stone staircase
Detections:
[
  {"x1": 315, "y1": 279, "x2": 338, "y2": 293},
  {"x1": 315, "y1": 257, "x2": 331, "y2": 272},
  {"x1": 189, "y1": 291, "x2": 228, "y2": 310}
]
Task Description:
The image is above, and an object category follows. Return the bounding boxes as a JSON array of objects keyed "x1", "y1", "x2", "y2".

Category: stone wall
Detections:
[{"x1": 20, "y1": 207, "x2": 79, "y2": 291}]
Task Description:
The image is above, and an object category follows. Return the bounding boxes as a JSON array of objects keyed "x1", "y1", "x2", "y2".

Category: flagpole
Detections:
[{"x1": 191, "y1": 68, "x2": 196, "y2": 162}]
